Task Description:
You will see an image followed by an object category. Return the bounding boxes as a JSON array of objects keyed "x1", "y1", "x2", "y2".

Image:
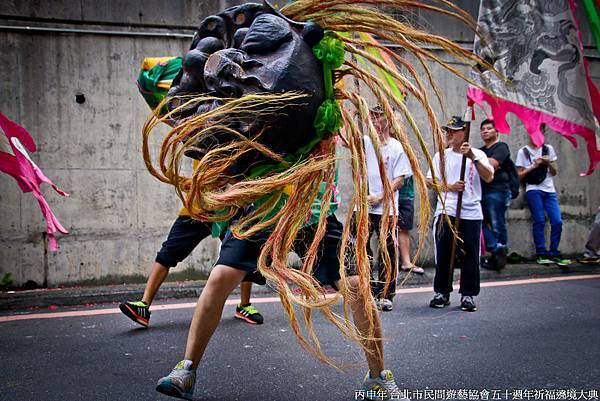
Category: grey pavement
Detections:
[
  {"x1": 1, "y1": 262, "x2": 599, "y2": 311},
  {"x1": 0, "y1": 276, "x2": 599, "y2": 401}
]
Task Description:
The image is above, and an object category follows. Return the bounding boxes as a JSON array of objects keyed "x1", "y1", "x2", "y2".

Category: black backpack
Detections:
[
  {"x1": 522, "y1": 145, "x2": 549, "y2": 186},
  {"x1": 505, "y1": 158, "x2": 520, "y2": 199}
]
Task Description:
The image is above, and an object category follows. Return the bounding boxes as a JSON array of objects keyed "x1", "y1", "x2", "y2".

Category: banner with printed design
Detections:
[{"x1": 468, "y1": 0, "x2": 600, "y2": 175}]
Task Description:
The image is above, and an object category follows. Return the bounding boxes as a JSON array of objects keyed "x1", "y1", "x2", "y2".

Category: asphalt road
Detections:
[{"x1": 1, "y1": 276, "x2": 599, "y2": 401}]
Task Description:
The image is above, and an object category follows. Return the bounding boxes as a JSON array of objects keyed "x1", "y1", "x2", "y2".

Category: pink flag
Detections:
[
  {"x1": 468, "y1": 0, "x2": 600, "y2": 175},
  {"x1": 0, "y1": 112, "x2": 69, "y2": 251}
]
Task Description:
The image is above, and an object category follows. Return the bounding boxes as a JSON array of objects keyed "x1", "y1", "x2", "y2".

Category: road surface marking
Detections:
[{"x1": 1, "y1": 273, "x2": 598, "y2": 323}]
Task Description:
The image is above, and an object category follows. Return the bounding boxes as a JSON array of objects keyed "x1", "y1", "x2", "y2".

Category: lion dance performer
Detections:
[{"x1": 141, "y1": 1, "x2": 490, "y2": 399}]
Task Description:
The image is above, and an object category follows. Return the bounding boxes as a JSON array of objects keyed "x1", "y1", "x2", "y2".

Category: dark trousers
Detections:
[
  {"x1": 482, "y1": 190, "x2": 511, "y2": 252},
  {"x1": 433, "y1": 215, "x2": 481, "y2": 297},
  {"x1": 350, "y1": 213, "x2": 399, "y2": 300}
]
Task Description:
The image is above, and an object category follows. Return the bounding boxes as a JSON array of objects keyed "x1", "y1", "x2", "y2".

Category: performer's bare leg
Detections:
[
  {"x1": 399, "y1": 230, "x2": 412, "y2": 268},
  {"x1": 400, "y1": 229, "x2": 424, "y2": 274},
  {"x1": 120, "y1": 261, "x2": 171, "y2": 327},
  {"x1": 184, "y1": 264, "x2": 246, "y2": 367},
  {"x1": 240, "y1": 281, "x2": 252, "y2": 305},
  {"x1": 142, "y1": 262, "x2": 170, "y2": 305},
  {"x1": 341, "y1": 275, "x2": 384, "y2": 375}
]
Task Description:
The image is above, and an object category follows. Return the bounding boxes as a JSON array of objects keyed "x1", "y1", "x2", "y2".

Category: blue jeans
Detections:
[
  {"x1": 482, "y1": 191, "x2": 511, "y2": 253},
  {"x1": 525, "y1": 190, "x2": 563, "y2": 257}
]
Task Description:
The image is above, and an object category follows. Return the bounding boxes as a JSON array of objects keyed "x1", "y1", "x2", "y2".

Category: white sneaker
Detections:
[
  {"x1": 362, "y1": 370, "x2": 410, "y2": 400},
  {"x1": 380, "y1": 298, "x2": 393, "y2": 312},
  {"x1": 156, "y1": 360, "x2": 196, "y2": 400}
]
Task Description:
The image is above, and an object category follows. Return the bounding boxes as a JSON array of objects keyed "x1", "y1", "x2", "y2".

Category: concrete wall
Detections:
[
  {"x1": 0, "y1": 0, "x2": 222, "y2": 286},
  {"x1": 0, "y1": 1, "x2": 598, "y2": 286}
]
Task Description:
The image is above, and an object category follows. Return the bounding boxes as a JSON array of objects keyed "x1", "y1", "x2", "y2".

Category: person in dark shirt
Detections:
[{"x1": 479, "y1": 119, "x2": 510, "y2": 270}]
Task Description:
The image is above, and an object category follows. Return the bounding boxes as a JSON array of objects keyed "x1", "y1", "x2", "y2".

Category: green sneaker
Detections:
[
  {"x1": 552, "y1": 256, "x2": 571, "y2": 267},
  {"x1": 362, "y1": 370, "x2": 409, "y2": 400},
  {"x1": 535, "y1": 256, "x2": 553, "y2": 265},
  {"x1": 235, "y1": 303, "x2": 264, "y2": 325},
  {"x1": 119, "y1": 300, "x2": 150, "y2": 327},
  {"x1": 156, "y1": 360, "x2": 196, "y2": 400}
]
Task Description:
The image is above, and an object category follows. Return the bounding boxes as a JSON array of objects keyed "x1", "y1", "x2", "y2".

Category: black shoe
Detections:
[
  {"x1": 235, "y1": 303, "x2": 264, "y2": 325},
  {"x1": 460, "y1": 296, "x2": 477, "y2": 312},
  {"x1": 507, "y1": 251, "x2": 526, "y2": 264},
  {"x1": 494, "y1": 246, "x2": 508, "y2": 270},
  {"x1": 119, "y1": 300, "x2": 151, "y2": 327},
  {"x1": 480, "y1": 256, "x2": 499, "y2": 271},
  {"x1": 429, "y1": 293, "x2": 450, "y2": 308}
]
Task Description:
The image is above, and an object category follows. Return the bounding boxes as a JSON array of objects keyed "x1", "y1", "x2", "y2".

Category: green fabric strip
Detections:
[
  {"x1": 137, "y1": 57, "x2": 182, "y2": 110},
  {"x1": 583, "y1": 0, "x2": 600, "y2": 54},
  {"x1": 398, "y1": 175, "x2": 414, "y2": 199}
]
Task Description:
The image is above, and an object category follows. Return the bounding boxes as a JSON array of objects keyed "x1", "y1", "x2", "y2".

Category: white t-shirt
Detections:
[
  {"x1": 364, "y1": 135, "x2": 412, "y2": 215},
  {"x1": 426, "y1": 148, "x2": 494, "y2": 220},
  {"x1": 515, "y1": 144, "x2": 558, "y2": 193}
]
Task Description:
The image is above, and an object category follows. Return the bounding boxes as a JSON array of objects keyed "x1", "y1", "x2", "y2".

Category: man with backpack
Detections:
[
  {"x1": 515, "y1": 130, "x2": 571, "y2": 266},
  {"x1": 479, "y1": 119, "x2": 515, "y2": 270}
]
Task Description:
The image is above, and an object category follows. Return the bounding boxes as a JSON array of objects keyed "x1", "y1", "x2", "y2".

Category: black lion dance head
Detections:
[{"x1": 167, "y1": 3, "x2": 331, "y2": 176}]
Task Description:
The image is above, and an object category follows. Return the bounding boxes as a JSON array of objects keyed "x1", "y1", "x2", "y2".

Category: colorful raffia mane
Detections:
[{"x1": 142, "y1": 0, "x2": 491, "y2": 367}]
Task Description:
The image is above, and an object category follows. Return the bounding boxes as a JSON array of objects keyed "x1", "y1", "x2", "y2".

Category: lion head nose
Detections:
[{"x1": 204, "y1": 50, "x2": 247, "y2": 97}]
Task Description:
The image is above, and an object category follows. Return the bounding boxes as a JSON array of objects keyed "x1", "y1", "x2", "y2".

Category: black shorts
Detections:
[
  {"x1": 155, "y1": 216, "x2": 212, "y2": 268},
  {"x1": 216, "y1": 214, "x2": 345, "y2": 287},
  {"x1": 397, "y1": 197, "x2": 414, "y2": 230},
  {"x1": 156, "y1": 216, "x2": 260, "y2": 284}
]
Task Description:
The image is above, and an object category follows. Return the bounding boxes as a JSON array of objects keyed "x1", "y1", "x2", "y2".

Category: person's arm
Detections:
[
  {"x1": 518, "y1": 157, "x2": 543, "y2": 181},
  {"x1": 368, "y1": 175, "x2": 405, "y2": 205},
  {"x1": 391, "y1": 175, "x2": 405, "y2": 192},
  {"x1": 543, "y1": 145, "x2": 558, "y2": 176},
  {"x1": 548, "y1": 160, "x2": 558, "y2": 176},
  {"x1": 367, "y1": 194, "x2": 382, "y2": 205},
  {"x1": 391, "y1": 149, "x2": 409, "y2": 192},
  {"x1": 368, "y1": 146, "x2": 408, "y2": 204},
  {"x1": 487, "y1": 143, "x2": 509, "y2": 170},
  {"x1": 537, "y1": 155, "x2": 558, "y2": 176},
  {"x1": 477, "y1": 160, "x2": 494, "y2": 183},
  {"x1": 426, "y1": 153, "x2": 440, "y2": 189},
  {"x1": 488, "y1": 157, "x2": 500, "y2": 170},
  {"x1": 516, "y1": 148, "x2": 532, "y2": 181},
  {"x1": 461, "y1": 143, "x2": 494, "y2": 183},
  {"x1": 447, "y1": 180, "x2": 465, "y2": 192}
]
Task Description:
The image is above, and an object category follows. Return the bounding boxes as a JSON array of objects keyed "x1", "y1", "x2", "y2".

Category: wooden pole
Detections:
[{"x1": 448, "y1": 106, "x2": 473, "y2": 288}]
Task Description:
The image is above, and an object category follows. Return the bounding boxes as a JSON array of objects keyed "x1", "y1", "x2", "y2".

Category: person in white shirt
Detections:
[
  {"x1": 515, "y1": 132, "x2": 570, "y2": 266},
  {"x1": 355, "y1": 106, "x2": 413, "y2": 312},
  {"x1": 426, "y1": 116, "x2": 494, "y2": 312}
]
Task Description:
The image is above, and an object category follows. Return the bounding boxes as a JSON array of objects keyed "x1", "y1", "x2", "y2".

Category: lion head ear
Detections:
[{"x1": 302, "y1": 22, "x2": 324, "y2": 48}]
